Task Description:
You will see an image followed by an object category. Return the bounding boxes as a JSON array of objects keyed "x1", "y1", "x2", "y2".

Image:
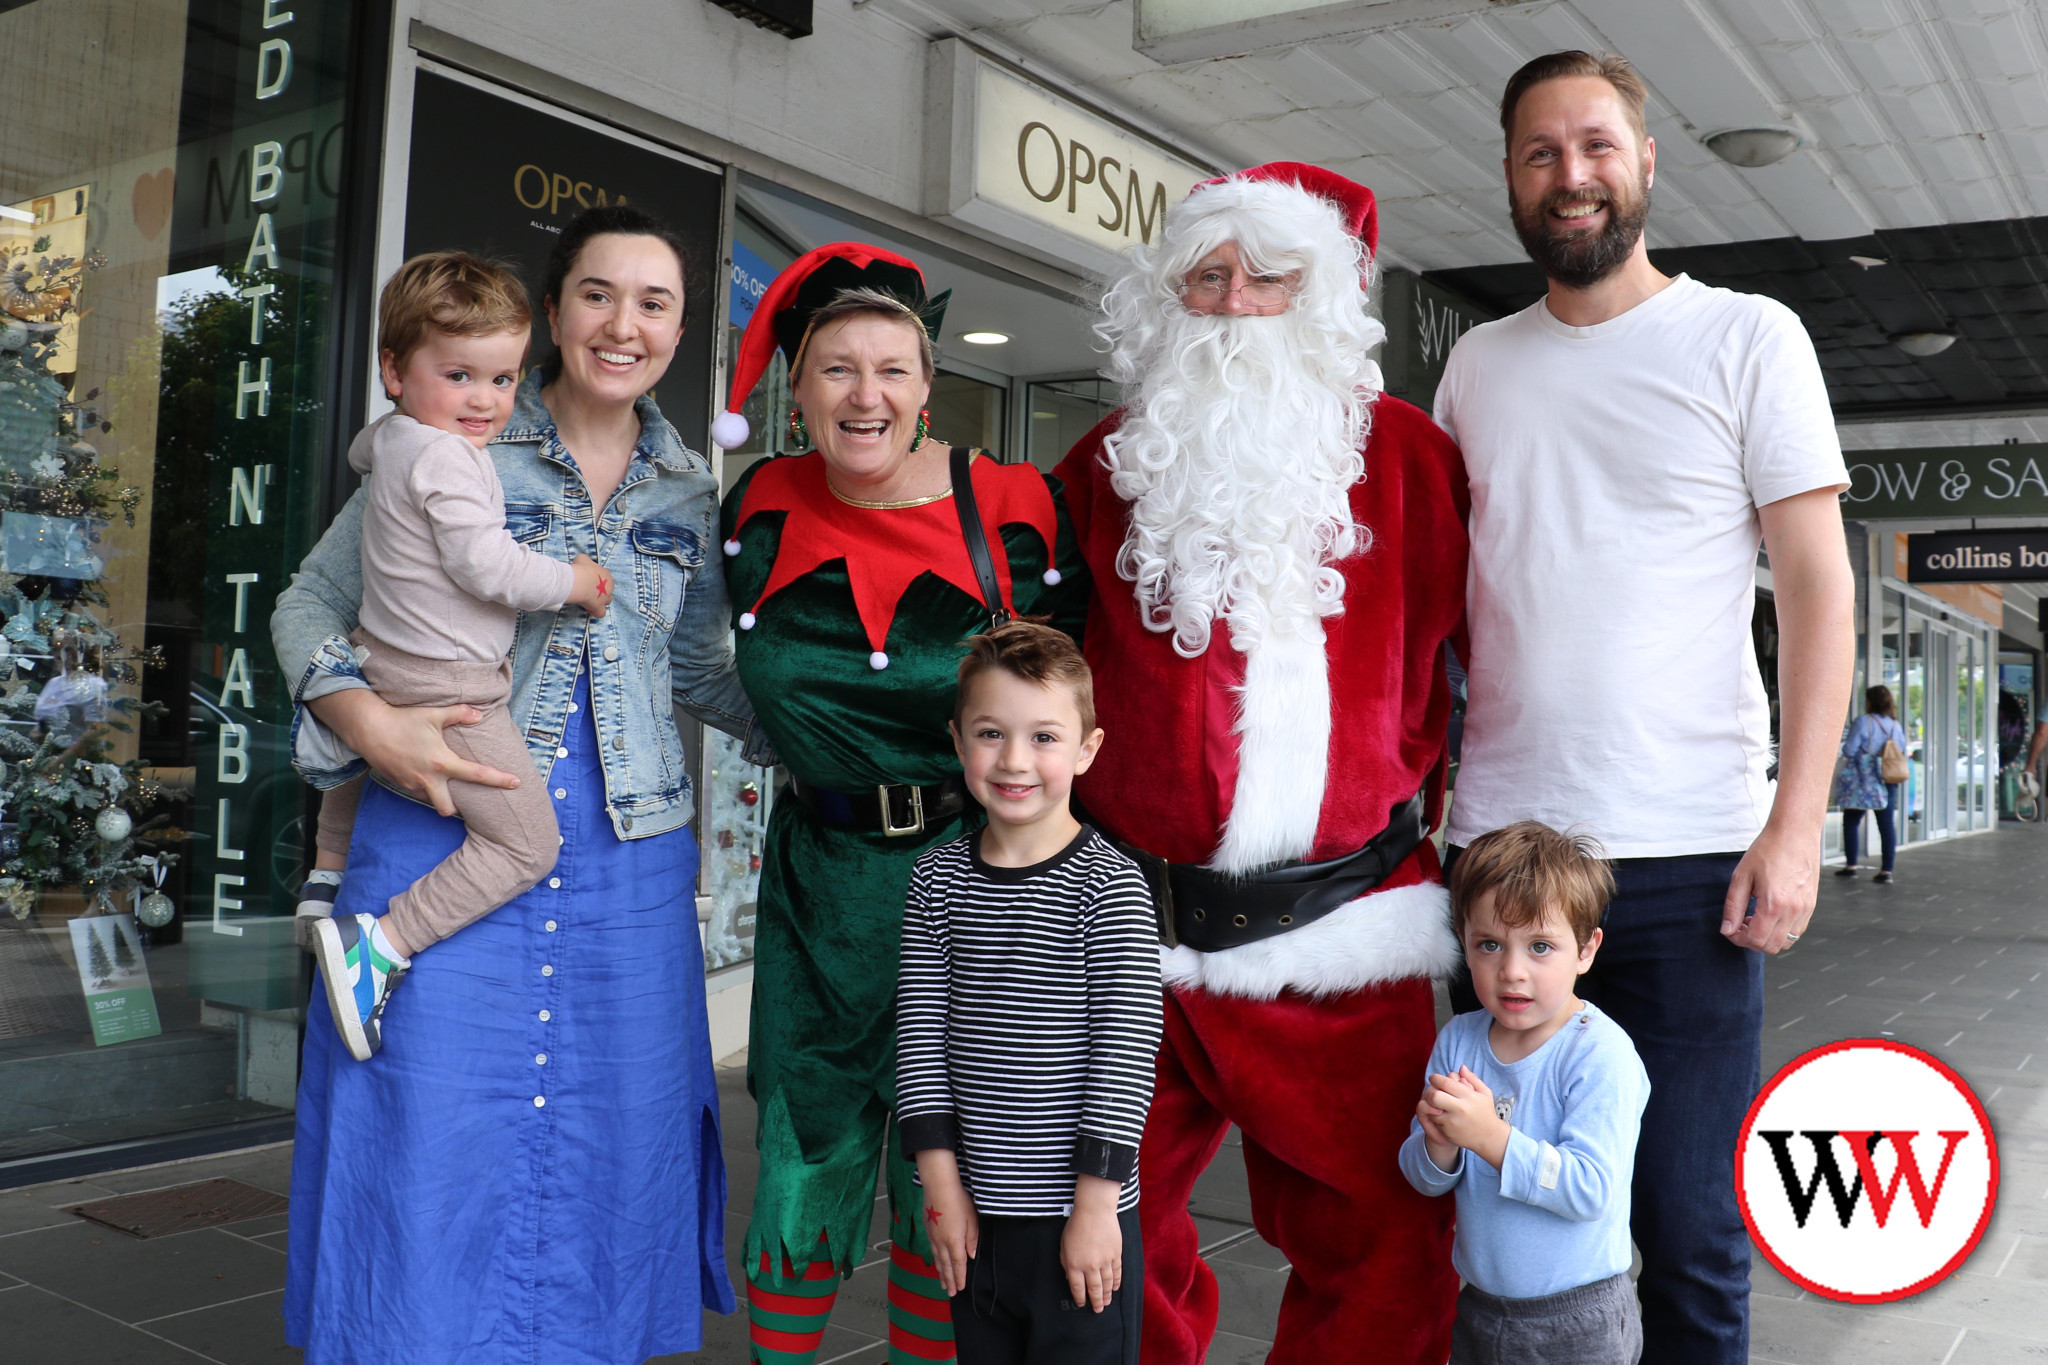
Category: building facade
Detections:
[
  {"x1": 0, "y1": 0, "x2": 1218, "y2": 1185},
  {"x1": 10, "y1": 0, "x2": 2040, "y2": 1186}
]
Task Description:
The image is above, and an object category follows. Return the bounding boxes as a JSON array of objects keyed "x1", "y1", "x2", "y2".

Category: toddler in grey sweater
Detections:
[{"x1": 302, "y1": 253, "x2": 611, "y2": 1062}]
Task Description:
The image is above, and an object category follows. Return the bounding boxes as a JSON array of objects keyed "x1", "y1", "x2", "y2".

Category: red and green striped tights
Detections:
[{"x1": 747, "y1": 1218, "x2": 954, "y2": 1363}]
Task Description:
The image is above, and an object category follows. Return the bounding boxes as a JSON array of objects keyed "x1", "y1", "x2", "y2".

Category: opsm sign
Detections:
[{"x1": 925, "y1": 38, "x2": 1210, "y2": 275}]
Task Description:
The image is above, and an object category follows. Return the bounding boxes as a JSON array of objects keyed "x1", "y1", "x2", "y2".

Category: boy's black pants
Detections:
[{"x1": 951, "y1": 1209, "x2": 1143, "y2": 1365}]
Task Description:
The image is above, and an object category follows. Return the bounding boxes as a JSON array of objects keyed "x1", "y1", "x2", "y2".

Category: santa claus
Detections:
[{"x1": 1054, "y1": 164, "x2": 1467, "y2": 1364}]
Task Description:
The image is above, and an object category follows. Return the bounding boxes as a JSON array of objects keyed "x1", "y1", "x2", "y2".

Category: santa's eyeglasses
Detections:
[{"x1": 1178, "y1": 270, "x2": 1296, "y2": 310}]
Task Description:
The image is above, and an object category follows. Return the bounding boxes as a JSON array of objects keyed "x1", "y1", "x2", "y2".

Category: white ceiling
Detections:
[
  {"x1": 882, "y1": 0, "x2": 2048, "y2": 273},
  {"x1": 1839, "y1": 411, "x2": 2048, "y2": 447}
]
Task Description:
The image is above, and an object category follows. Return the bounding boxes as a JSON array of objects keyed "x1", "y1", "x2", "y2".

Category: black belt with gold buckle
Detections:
[
  {"x1": 1113, "y1": 792, "x2": 1429, "y2": 951},
  {"x1": 787, "y1": 775, "x2": 968, "y2": 839}
]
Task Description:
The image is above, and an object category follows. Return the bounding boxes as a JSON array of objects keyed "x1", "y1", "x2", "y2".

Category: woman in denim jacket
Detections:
[{"x1": 271, "y1": 207, "x2": 764, "y2": 1365}]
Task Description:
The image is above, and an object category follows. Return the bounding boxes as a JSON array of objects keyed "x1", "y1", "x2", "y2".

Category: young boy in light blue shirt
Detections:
[{"x1": 1399, "y1": 821, "x2": 1651, "y2": 1365}]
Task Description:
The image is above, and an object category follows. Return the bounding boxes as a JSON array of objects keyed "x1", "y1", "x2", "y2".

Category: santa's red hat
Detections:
[
  {"x1": 1192, "y1": 161, "x2": 1378, "y2": 260},
  {"x1": 709, "y1": 242, "x2": 950, "y2": 451}
]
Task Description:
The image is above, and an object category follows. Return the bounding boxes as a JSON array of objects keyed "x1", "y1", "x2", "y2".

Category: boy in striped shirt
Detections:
[{"x1": 898, "y1": 619, "x2": 1162, "y2": 1364}]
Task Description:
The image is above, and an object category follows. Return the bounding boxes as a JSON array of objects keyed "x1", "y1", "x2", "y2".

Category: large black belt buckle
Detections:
[{"x1": 879, "y1": 784, "x2": 925, "y2": 838}]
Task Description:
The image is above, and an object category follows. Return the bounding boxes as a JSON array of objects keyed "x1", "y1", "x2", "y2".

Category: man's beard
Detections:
[
  {"x1": 1102, "y1": 308, "x2": 1371, "y2": 660},
  {"x1": 1511, "y1": 171, "x2": 1650, "y2": 289}
]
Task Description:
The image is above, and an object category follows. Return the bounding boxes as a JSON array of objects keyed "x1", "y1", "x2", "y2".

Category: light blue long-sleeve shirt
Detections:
[{"x1": 1398, "y1": 1003, "x2": 1649, "y2": 1299}]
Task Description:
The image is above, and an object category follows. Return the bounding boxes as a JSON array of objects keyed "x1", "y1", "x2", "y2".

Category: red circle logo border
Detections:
[{"x1": 1736, "y1": 1037, "x2": 2000, "y2": 1304}]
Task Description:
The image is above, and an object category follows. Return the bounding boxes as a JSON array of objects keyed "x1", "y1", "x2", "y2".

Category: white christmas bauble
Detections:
[
  {"x1": 137, "y1": 890, "x2": 175, "y2": 927},
  {"x1": 95, "y1": 807, "x2": 133, "y2": 842},
  {"x1": 0, "y1": 322, "x2": 25, "y2": 352}
]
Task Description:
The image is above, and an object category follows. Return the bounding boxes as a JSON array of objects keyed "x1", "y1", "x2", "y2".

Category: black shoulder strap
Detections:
[{"x1": 950, "y1": 446, "x2": 1010, "y2": 629}]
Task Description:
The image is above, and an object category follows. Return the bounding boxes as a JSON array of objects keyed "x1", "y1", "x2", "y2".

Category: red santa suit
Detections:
[{"x1": 1053, "y1": 169, "x2": 1468, "y2": 1365}]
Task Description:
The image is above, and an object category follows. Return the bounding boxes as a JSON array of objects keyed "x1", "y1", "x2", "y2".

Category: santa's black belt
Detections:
[
  {"x1": 788, "y1": 775, "x2": 967, "y2": 838},
  {"x1": 1115, "y1": 792, "x2": 1429, "y2": 952}
]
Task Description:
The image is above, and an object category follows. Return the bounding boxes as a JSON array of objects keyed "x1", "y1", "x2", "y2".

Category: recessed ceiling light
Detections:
[
  {"x1": 0, "y1": 205, "x2": 34, "y2": 224},
  {"x1": 1892, "y1": 332, "x2": 1957, "y2": 358},
  {"x1": 959, "y1": 331, "x2": 1009, "y2": 345},
  {"x1": 1849, "y1": 255, "x2": 1887, "y2": 270},
  {"x1": 1704, "y1": 127, "x2": 1801, "y2": 168}
]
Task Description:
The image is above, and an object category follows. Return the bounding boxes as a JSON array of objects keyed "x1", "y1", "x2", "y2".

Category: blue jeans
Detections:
[
  {"x1": 1449, "y1": 851, "x2": 1760, "y2": 1365},
  {"x1": 1841, "y1": 784, "x2": 1900, "y2": 871}
]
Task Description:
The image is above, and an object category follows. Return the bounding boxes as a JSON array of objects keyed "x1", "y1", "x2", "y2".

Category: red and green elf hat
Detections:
[{"x1": 709, "y1": 242, "x2": 951, "y2": 450}]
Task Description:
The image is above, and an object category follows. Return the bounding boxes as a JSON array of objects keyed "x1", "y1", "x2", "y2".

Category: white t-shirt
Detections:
[{"x1": 1435, "y1": 274, "x2": 1848, "y2": 858}]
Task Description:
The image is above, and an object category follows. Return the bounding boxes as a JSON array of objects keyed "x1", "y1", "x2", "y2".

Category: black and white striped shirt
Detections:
[{"x1": 897, "y1": 825, "x2": 1162, "y2": 1215}]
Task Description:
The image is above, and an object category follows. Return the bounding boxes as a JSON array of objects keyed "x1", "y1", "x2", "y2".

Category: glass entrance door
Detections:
[
  {"x1": 1904, "y1": 618, "x2": 1930, "y2": 840},
  {"x1": 1928, "y1": 626, "x2": 1955, "y2": 837},
  {"x1": 1902, "y1": 611, "x2": 2003, "y2": 843}
]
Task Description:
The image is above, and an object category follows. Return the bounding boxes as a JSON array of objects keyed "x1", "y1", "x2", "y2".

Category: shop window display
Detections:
[
  {"x1": 706, "y1": 217, "x2": 797, "y2": 970},
  {"x1": 0, "y1": 0, "x2": 363, "y2": 1169},
  {"x1": 1026, "y1": 376, "x2": 1119, "y2": 474}
]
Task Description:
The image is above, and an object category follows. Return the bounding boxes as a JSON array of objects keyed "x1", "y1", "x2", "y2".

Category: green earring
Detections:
[
  {"x1": 786, "y1": 407, "x2": 809, "y2": 450},
  {"x1": 913, "y1": 408, "x2": 930, "y2": 448}
]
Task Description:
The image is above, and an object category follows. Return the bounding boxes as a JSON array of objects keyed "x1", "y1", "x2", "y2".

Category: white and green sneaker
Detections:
[{"x1": 310, "y1": 913, "x2": 409, "y2": 1061}]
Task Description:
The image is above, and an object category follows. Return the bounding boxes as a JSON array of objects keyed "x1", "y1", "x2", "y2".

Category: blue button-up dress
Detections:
[{"x1": 285, "y1": 671, "x2": 733, "y2": 1364}]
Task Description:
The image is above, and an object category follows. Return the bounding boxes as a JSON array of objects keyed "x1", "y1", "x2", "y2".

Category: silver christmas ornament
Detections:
[
  {"x1": 137, "y1": 890, "x2": 175, "y2": 928},
  {"x1": 94, "y1": 806, "x2": 132, "y2": 842}
]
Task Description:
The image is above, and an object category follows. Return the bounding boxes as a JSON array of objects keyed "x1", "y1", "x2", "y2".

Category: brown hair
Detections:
[
  {"x1": 378, "y1": 251, "x2": 533, "y2": 372},
  {"x1": 1866, "y1": 684, "x2": 1897, "y2": 718},
  {"x1": 1450, "y1": 821, "x2": 1615, "y2": 950},
  {"x1": 1499, "y1": 50, "x2": 1649, "y2": 152},
  {"x1": 796, "y1": 287, "x2": 936, "y2": 381},
  {"x1": 954, "y1": 618, "x2": 1095, "y2": 735}
]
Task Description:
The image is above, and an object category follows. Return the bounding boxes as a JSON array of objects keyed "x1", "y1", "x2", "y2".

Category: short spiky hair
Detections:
[
  {"x1": 1450, "y1": 821, "x2": 1615, "y2": 950},
  {"x1": 954, "y1": 618, "x2": 1095, "y2": 734},
  {"x1": 1499, "y1": 50, "x2": 1649, "y2": 152},
  {"x1": 378, "y1": 251, "x2": 532, "y2": 371}
]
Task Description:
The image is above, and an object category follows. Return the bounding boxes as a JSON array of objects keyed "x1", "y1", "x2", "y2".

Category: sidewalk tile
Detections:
[
  {"x1": 0, "y1": 1284, "x2": 220, "y2": 1364},
  {"x1": 0, "y1": 1222, "x2": 286, "y2": 1324}
]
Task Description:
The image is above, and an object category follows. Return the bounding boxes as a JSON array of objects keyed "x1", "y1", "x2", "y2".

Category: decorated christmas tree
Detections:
[{"x1": 0, "y1": 232, "x2": 171, "y2": 921}]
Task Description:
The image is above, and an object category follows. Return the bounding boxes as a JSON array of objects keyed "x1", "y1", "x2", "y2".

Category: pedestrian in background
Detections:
[{"x1": 1834, "y1": 684, "x2": 1908, "y2": 884}]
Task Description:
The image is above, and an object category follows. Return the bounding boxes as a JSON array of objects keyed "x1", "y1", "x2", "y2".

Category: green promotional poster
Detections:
[{"x1": 67, "y1": 914, "x2": 163, "y2": 1047}]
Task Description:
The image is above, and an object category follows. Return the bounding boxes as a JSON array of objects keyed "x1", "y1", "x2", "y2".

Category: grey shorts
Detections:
[{"x1": 1449, "y1": 1272, "x2": 1642, "y2": 1365}]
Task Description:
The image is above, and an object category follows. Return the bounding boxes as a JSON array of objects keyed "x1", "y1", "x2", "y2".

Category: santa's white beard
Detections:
[{"x1": 1103, "y1": 308, "x2": 1371, "y2": 661}]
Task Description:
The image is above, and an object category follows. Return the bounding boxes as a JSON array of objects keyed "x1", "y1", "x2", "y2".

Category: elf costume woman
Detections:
[{"x1": 712, "y1": 243, "x2": 1087, "y2": 1365}]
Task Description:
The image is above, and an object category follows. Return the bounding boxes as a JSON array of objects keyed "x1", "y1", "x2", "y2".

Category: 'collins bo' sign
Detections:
[
  {"x1": 1906, "y1": 530, "x2": 2048, "y2": 584},
  {"x1": 924, "y1": 38, "x2": 1211, "y2": 276}
]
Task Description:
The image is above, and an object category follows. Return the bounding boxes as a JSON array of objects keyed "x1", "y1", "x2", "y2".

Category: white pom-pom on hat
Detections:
[
  {"x1": 1043, "y1": 568, "x2": 1062, "y2": 586},
  {"x1": 869, "y1": 651, "x2": 889, "y2": 670},
  {"x1": 710, "y1": 410, "x2": 751, "y2": 450},
  {"x1": 723, "y1": 539, "x2": 742, "y2": 557},
  {"x1": 738, "y1": 612, "x2": 757, "y2": 630}
]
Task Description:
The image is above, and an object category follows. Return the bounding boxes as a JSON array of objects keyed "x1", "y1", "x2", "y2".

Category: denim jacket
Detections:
[{"x1": 270, "y1": 370, "x2": 772, "y2": 841}]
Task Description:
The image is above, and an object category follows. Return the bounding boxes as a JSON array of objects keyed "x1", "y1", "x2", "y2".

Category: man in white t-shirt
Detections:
[{"x1": 1433, "y1": 50, "x2": 1855, "y2": 1365}]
